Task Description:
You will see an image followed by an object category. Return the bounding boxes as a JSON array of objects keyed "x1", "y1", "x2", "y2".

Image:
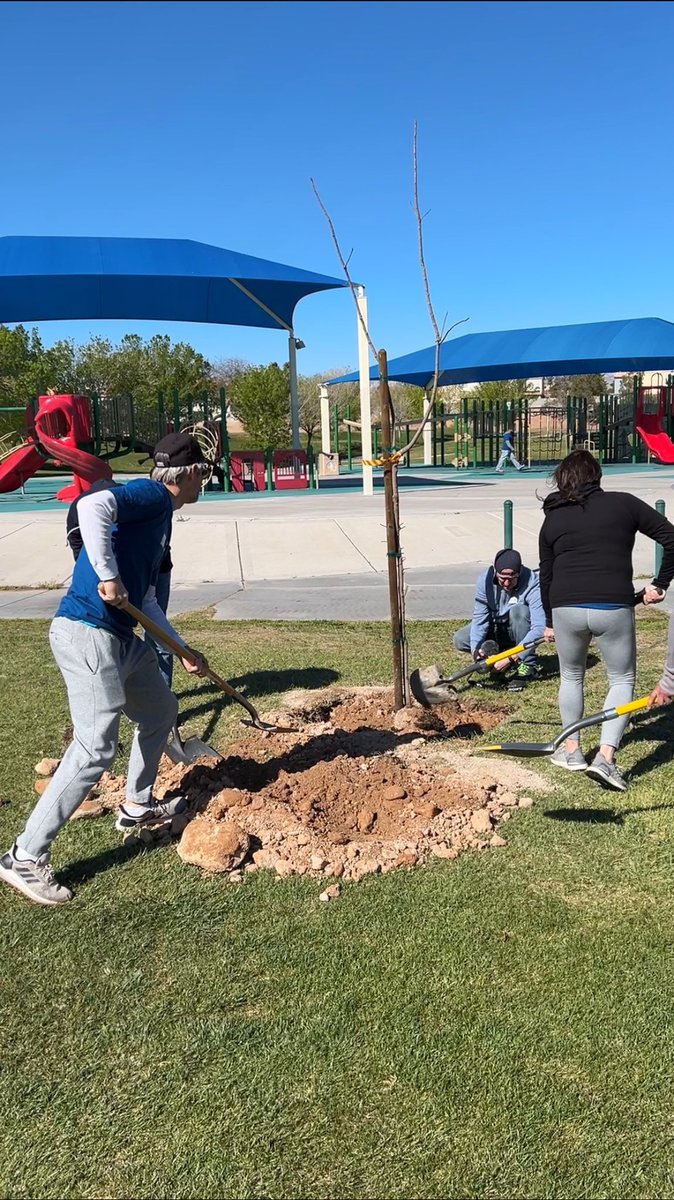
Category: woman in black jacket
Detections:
[{"x1": 539, "y1": 449, "x2": 674, "y2": 790}]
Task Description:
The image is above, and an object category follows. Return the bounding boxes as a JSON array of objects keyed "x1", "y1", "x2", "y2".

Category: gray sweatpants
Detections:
[
  {"x1": 17, "y1": 617, "x2": 178, "y2": 859},
  {"x1": 552, "y1": 606, "x2": 636, "y2": 750}
]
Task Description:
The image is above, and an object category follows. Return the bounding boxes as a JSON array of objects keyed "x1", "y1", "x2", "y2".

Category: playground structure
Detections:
[
  {"x1": 0, "y1": 395, "x2": 113, "y2": 499},
  {"x1": 0, "y1": 388, "x2": 317, "y2": 499},
  {"x1": 2, "y1": 377, "x2": 674, "y2": 502},
  {"x1": 327, "y1": 378, "x2": 674, "y2": 471}
]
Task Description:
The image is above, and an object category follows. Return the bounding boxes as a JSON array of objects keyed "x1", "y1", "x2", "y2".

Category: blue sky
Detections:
[{"x1": 2, "y1": 0, "x2": 673, "y2": 376}]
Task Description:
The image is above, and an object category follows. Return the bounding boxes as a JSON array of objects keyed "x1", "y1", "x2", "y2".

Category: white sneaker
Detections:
[{"x1": 0, "y1": 845, "x2": 73, "y2": 906}]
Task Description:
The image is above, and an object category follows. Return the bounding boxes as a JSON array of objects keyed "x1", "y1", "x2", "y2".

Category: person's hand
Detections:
[
  {"x1": 643, "y1": 585, "x2": 666, "y2": 605},
  {"x1": 648, "y1": 684, "x2": 673, "y2": 707},
  {"x1": 98, "y1": 576, "x2": 128, "y2": 607},
  {"x1": 180, "y1": 646, "x2": 209, "y2": 676},
  {"x1": 544, "y1": 626, "x2": 555, "y2": 642},
  {"x1": 492, "y1": 656, "x2": 514, "y2": 673}
]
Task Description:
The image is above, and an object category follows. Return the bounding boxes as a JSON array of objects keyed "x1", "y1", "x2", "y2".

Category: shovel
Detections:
[
  {"x1": 480, "y1": 695, "x2": 651, "y2": 758},
  {"x1": 410, "y1": 638, "x2": 545, "y2": 708},
  {"x1": 411, "y1": 589, "x2": 649, "y2": 710},
  {"x1": 124, "y1": 600, "x2": 294, "y2": 737}
]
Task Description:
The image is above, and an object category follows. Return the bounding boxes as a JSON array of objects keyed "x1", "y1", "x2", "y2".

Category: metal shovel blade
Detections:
[
  {"x1": 410, "y1": 664, "x2": 459, "y2": 709},
  {"x1": 481, "y1": 741, "x2": 555, "y2": 758},
  {"x1": 481, "y1": 695, "x2": 652, "y2": 759},
  {"x1": 163, "y1": 725, "x2": 222, "y2": 765}
]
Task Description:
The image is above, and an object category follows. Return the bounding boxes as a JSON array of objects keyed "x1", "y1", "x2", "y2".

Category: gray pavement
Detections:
[{"x1": 0, "y1": 466, "x2": 672, "y2": 621}]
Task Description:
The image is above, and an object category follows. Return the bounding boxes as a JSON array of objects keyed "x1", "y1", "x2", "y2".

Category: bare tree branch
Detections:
[
  {"x1": 310, "y1": 177, "x2": 378, "y2": 361},
  {"x1": 394, "y1": 124, "x2": 469, "y2": 460}
]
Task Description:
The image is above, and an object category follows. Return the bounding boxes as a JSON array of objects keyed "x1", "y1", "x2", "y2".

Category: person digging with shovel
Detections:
[
  {"x1": 453, "y1": 549, "x2": 546, "y2": 690},
  {"x1": 0, "y1": 432, "x2": 211, "y2": 908}
]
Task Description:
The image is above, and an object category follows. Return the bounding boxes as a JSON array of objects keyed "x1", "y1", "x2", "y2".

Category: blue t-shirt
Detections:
[{"x1": 57, "y1": 478, "x2": 174, "y2": 641}]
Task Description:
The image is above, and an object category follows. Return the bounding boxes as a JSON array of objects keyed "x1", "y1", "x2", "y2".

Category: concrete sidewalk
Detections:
[{"x1": 0, "y1": 465, "x2": 671, "y2": 620}]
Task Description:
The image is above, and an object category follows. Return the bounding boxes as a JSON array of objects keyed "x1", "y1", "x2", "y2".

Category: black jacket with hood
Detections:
[{"x1": 538, "y1": 483, "x2": 674, "y2": 624}]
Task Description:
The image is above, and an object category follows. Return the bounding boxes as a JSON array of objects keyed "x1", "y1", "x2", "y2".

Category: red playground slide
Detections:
[
  {"x1": 0, "y1": 395, "x2": 113, "y2": 499},
  {"x1": 0, "y1": 442, "x2": 48, "y2": 493},
  {"x1": 34, "y1": 394, "x2": 112, "y2": 501},
  {"x1": 636, "y1": 413, "x2": 674, "y2": 464}
]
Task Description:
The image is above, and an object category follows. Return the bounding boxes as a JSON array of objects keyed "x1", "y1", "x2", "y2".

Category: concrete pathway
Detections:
[{"x1": 0, "y1": 465, "x2": 672, "y2": 620}]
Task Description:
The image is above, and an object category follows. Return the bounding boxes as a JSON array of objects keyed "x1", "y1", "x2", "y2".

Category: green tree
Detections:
[
  {"x1": 469, "y1": 378, "x2": 537, "y2": 409},
  {"x1": 297, "y1": 369, "x2": 360, "y2": 446},
  {"x1": 389, "y1": 382, "x2": 425, "y2": 422},
  {"x1": 229, "y1": 362, "x2": 291, "y2": 449},
  {"x1": 544, "y1": 373, "x2": 608, "y2": 403},
  {"x1": 0, "y1": 325, "x2": 76, "y2": 434}
]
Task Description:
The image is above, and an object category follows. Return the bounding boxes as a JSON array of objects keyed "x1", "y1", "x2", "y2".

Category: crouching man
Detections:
[{"x1": 453, "y1": 548, "x2": 545, "y2": 686}]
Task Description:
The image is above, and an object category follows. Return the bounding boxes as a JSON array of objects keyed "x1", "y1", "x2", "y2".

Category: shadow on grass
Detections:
[
  {"x1": 175, "y1": 667, "x2": 340, "y2": 705},
  {"x1": 544, "y1": 802, "x2": 674, "y2": 826},
  {"x1": 175, "y1": 667, "x2": 342, "y2": 744},
  {"x1": 63, "y1": 836, "x2": 147, "y2": 887},
  {"x1": 620, "y1": 706, "x2": 674, "y2": 780}
]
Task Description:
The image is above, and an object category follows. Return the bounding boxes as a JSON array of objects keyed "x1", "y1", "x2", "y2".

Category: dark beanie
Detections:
[{"x1": 494, "y1": 548, "x2": 522, "y2": 573}]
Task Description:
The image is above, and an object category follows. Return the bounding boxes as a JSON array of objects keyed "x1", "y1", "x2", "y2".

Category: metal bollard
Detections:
[
  {"x1": 503, "y1": 499, "x2": 513, "y2": 549},
  {"x1": 656, "y1": 499, "x2": 666, "y2": 574}
]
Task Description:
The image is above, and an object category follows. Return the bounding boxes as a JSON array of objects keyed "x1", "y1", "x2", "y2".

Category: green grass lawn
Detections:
[{"x1": 2, "y1": 615, "x2": 674, "y2": 1199}]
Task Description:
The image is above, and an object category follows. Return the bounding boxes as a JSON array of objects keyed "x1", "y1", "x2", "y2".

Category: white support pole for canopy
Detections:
[
  {"x1": 288, "y1": 333, "x2": 301, "y2": 450},
  {"x1": 320, "y1": 384, "x2": 331, "y2": 454},
  {"x1": 356, "y1": 286, "x2": 373, "y2": 497},
  {"x1": 423, "y1": 386, "x2": 433, "y2": 465}
]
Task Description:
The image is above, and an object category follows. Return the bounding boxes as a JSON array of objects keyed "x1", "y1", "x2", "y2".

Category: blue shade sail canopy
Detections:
[
  {"x1": 0, "y1": 236, "x2": 349, "y2": 331},
  {"x1": 328, "y1": 318, "x2": 674, "y2": 386}
]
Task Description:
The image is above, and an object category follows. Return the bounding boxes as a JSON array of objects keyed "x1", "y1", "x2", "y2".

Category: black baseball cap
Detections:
[{"x1": 153, "y1": 432, "x2": 208, "y2": 469}]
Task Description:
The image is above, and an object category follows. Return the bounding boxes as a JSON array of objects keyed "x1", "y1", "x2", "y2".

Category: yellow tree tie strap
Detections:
[{"x1": 362, "y1": 449, "x2": 404, "y2": 467}]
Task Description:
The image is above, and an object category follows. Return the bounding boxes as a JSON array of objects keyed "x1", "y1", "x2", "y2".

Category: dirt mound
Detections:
[{"x1": 96, "y1": 687, "x2": 546, "y2": 888}]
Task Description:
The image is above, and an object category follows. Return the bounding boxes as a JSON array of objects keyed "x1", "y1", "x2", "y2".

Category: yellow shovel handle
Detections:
[
  {"x1": 485, "y1": 642, "x2": 527, "y2": 666},
  {"x1": 614, "y1": 695, "x2": 651, "y2": 716}
]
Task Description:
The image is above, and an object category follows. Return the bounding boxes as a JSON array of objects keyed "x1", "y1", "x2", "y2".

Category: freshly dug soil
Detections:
[{"x1": 95, "y1": 687, "x2": 547, "y2": 886}]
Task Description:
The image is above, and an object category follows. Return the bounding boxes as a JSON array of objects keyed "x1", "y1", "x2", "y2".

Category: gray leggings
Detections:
[{"x1": 552, "y1": 606, "x2": 636, "y2": 750}]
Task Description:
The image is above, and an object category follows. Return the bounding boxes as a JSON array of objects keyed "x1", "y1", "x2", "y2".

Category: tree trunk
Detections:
[{"x1": 378, "y1": 349, "x2": 408, "y2": 710}]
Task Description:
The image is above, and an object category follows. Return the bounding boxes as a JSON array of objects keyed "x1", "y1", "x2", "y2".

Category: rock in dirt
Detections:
[
  {"x1": 394, "y1": 852, "x2": 418, "y2": 868},
  {"x1": 415, "y1": 802, "x2": 439, "y2": 821},
  {"x1": 34, "y1": 757, "x2": 60, "y2": 777},
  {"x1": 499, "y1": 791, "x2": 518, "y2": 807},
  {"x1": 470, "y1": 810, "x2": 493, "y2": 834},
  {"x1": 177, "y1": 820, "x2": 249, "y2": 873},
  {"x1": 489, "y1": 834, "x2": 508, "y2": 848},
  {"x1": 69, "y1": 799, "x2": 106, "y2": 821},
  {"x1": 383, "y1": 785, "x2": 407, "y2": 802},
  {"x1": 518, "y1": 797, "x2": 534, "y2": 809},
  {"x1": 319, "y1": 884, "x2": 341, "y2": 902},
  {"x1": 208, "y1": 788, "x2": 251, "y2": 817},
  {"x1": 34, "y1": 778, "x2": 51, "y2": 795}
]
